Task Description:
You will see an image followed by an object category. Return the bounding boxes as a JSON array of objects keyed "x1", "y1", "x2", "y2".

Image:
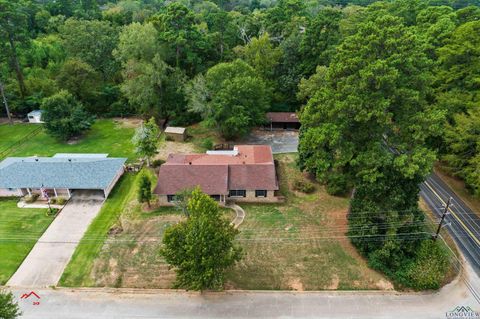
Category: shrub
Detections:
[
  {"x1": 50, "y1": 198, "x2": 57, "y2": 204},
  {"x1": 201, "y1": 138, "x2": 214, "y2": 151},
  {"x1": 398, "y1": 240, "x2": 450, "y2": 290},
  {"x1": 293, "y1": 178, "x2": 315, "y2": 193},
  {"x1": 56, "y1": 197, "x2": 67, "y2": 205},
  {"x1": 0, "y1": 289, "x2": 21, "y2": 319},
  {"x1": 152, "y1": 159, "x2": 165, "y2": 168},
  {"x1": 325, "y1": 173, "x2": 349, "y2": 196},
  {"x1": 24, "y1": 194, "x2": 39, "y2": 203},
  {"x1": 47, "y1": 208, "x2": 59, "y2": 215}
]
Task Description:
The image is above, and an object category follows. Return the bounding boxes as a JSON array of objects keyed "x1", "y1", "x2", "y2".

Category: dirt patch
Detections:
[
  {"x1": 376, "y1": 279, "x2": 394, "y2": 290},
  {"x1": 113, "y1": 117, "x2": 143, "y2": 129},
  {"x1": 67, "y1": 138, "x2": 80, "y2": 145},
  {"x1": 328, "y1": 274, "x2": 340, "y2": 289},
  {"x1": 289, "y1": 278, "x2": 304, "y2": 291},
  {"x1": 156, "y1": 140, "x2": 196, "y2": 161},
  {"x1": 92, "y1": 211, "x2": 184, "y2": 289}
]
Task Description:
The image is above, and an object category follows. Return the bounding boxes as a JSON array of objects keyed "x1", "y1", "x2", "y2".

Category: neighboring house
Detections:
[
  {"x1": 0, "y1": 154, "x2": 126, "y2": 199},
  {"x1": 27, "y1": 110, "x2": 44, "y2": 123},
  {"x1": 265, "y1": 112, "x2": 300, "y2": 130},
  {"x1": 154, "y1": 145, "x2": 279, "y2": 205},
  {"x1": 164, "y1": 126, "x2": 186, "y2": 142}
]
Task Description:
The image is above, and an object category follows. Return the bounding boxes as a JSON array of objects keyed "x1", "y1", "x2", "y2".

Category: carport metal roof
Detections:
[{"x1": 0, "y1": 156, "x2": 126, "y2": 189}]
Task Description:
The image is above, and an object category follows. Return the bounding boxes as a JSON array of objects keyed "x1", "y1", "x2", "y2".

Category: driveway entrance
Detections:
[{"x1": 7, "y1": 190, "x2": 104, "y2": 287}]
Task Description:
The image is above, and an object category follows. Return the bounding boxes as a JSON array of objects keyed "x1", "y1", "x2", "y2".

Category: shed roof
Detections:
[
  {"x1": 266, "y1": 112, "x2": 299, "y2": 123},
  {"x1": 27, "y1": 110, "x2": 43, "y2": 117},
  {"x1": 0, "y1": 156, "x2": 126, "y2": 189},
  {"x1": 164, "y1": 126, "x2": 186, "y2": 134}
]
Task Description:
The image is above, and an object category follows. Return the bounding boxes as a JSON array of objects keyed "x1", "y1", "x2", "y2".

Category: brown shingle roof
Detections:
[
  {"x1": 154, "y1": 145, "x2": 278, "y2": 195},
  {"x1": 154, "y1": 165, "x2": 228, "y2": 195},
  {"x1": 228, "y1": 164, "x2": 278, "y2": 190},
  {"x1": 266, "y1": 112, "x2": 299, "y2": 123}
]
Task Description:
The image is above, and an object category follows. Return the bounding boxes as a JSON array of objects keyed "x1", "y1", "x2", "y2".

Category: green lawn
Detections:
[
  {"x1": 0, "y1": 199, "x2": 53, "y2": 284},
  {"x1": 0, "y1": 119, "x2": 137, "y2": 161},
  {"x1": 59, "y1": 172, "x2": 139, "y2": 287},
  {"x1": 0, "y1": 124, "x2": 39, "y2": 155}
]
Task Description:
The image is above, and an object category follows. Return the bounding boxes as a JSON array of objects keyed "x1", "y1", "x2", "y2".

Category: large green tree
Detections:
[
  {"x1": 300, "y1": 7, "x2": 344, "y2": 75},
  {"x1": 132, "y1": 117, "x2": 159, "y2": 166},
  {"x1": 56, "y1": 58, "x2": 100, "y2": 112},
  {"x1": 436, "y1": 20, "x2": 480, "y2": 116},
  {"x1": 238, "y1": 33, "x2": 282, "y2": 82},
  {"x1": 41, "y1": 90, "x2": 95, "y2": 141},
  {"x1": 152, "y1": 3, "x2": 210, "y2": 74},
  {"x1": 299, "y1": 14, "x2": 443, "y2": 187},
  {"x1": 161, "y1": 188, "x2": 242, "y2": 290},
  {"x1": 299, "y1": 14, "x2": 445, "y2": 287},
  {"x1": 114, "y1": 22, "x2": 190, "y2": 121},
  {"x1": 204, "y1": 59, "x2": 269, "y2": 139},
  {"x1": 0, "y1": 0, "x2": 29, "y2": 98},
  {"x1": 59, "y1": 18, "x2": 119, "y2": 78},
  {"x1": 444, "y1": 107, "x2": 480, "y2": 196}
]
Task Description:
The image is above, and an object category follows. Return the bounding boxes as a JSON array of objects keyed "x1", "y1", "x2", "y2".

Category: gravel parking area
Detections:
[{"x1": 243, "y1": 129, "x2": 298, "y2": 153}]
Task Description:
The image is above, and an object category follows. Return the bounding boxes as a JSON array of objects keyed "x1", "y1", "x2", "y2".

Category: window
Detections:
[
  {"x1": 210, "y1": 195, "x2": 221, "y2": 201},
  {"x1": 229, "y1": 190, "x2": 246, "y2": 197},
  {"x1": 167, "y1": 195, "x2": 177, "y2": 202},
  {"x1": 255, "y1": 190, "x2": 267, "y2": 198}
]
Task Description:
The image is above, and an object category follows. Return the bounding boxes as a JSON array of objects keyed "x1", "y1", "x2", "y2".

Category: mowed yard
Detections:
[
  {"x1": 0, "y1": 118, "x2": 139, "y2": 284},
  {"x1": 60, "y1": 153, "x2": 392, "y2": 290},
  {"x1": 0, "y1": 118, "x2": 139, "y2": 160},
  {"x1": 0, "y1": 199, "x2": 53, "y2": 284}
]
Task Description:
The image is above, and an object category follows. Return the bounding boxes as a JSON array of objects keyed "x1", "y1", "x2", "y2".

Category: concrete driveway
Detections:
[
  {"x1": 7, "y1": 190, "x2": 104, "y2": 288},
  {"x1": 243, "y1": 129, "x2": 298, "y2": 154}
]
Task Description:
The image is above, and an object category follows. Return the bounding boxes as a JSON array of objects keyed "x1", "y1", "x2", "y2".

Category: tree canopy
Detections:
[
  {"x1": 41, "y1": 90, "x2": 95, "y2": 141},
  {"x1": 161, "y1": 188, "x2": 242, "y2": 290}
]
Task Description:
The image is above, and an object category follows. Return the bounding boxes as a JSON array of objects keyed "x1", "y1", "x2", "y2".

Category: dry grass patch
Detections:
[
  {"x1": 113, "y1": 117, "x2": 143, "y2": 129},
  {"x1": 225, "y1": 154, "x2": 391, "y2": 290},
  {"x1": 92, "y1": 209, "x2": 182, "y2": 288}
]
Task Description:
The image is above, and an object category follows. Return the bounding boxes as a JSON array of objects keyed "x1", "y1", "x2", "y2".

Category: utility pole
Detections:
[
  {"x1": 0, "y1": 81, "x2": 13, "y2": 125},
  {"x1": 434, "y1": 197, "x2": 452, "y2": 241}
]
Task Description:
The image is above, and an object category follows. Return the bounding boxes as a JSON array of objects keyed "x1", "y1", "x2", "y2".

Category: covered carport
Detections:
[{"x1": 265, "y1": 112, "x2": 301, "y2": 130}]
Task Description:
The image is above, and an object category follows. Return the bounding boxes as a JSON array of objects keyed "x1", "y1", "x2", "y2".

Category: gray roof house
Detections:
[{"x1": 0, "y1": 154, "x2": 126, "y2": 198}]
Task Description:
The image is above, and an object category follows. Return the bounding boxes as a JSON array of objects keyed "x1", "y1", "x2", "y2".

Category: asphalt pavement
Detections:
[
  {"x1": 10, "y1": 263, "x2": 480, "y2": 319},
  {"x1": 420, "y1": 174, "x2": 480, "y2": 276}
]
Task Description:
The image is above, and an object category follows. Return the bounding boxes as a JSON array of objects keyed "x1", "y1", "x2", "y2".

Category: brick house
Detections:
[{"x1": 154, "y1": 145, "x2": 279, "y2": 205}]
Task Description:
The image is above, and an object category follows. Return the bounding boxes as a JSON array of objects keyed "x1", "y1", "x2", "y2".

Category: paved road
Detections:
[
  {"x1": 10, "y1": 263, "x2": 480, "y2": 319},
  {"x1": 420, "y1": 174, "x2": 480, "y2": 276},
  {"x1": 7, "y1": 191, "x2": 104, "y2": 287}
]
